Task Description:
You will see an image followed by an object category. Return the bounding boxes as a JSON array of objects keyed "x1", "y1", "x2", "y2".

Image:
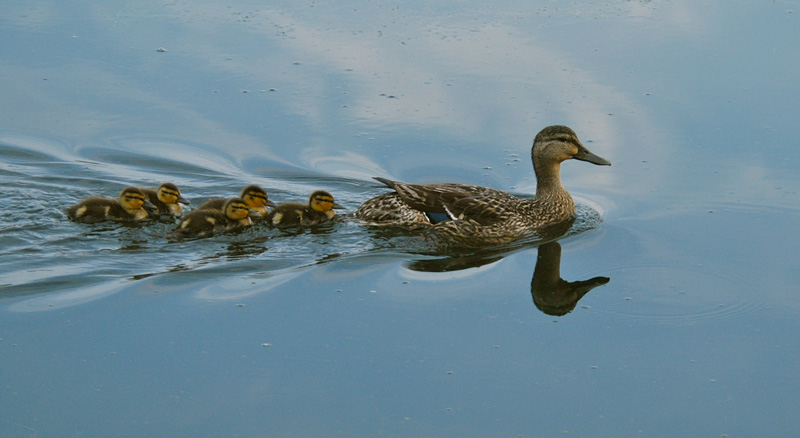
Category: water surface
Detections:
[{"x1": 2, "y1": 1, "x2": 799, "y2": 437}]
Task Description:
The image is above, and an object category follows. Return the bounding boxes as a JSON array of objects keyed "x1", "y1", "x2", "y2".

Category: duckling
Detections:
[
  {"x1": 142, "y1": 182, "x2": 190, "y2": 216},
  {"x1": 266, "y1": 190, "x2": 341, "y2": 227},
  {"x1": 171, "y1": 197, "x2": 253, "y2": 238},
  {"x1": 67, "y1": 186, "x2": 152, "y2": 223},
  {"x1": 197, "y1": 184, "x2": 276, "y2": 218},
  {"x1": 355, "y1": 125, "x2": 611, "y2": 247}
]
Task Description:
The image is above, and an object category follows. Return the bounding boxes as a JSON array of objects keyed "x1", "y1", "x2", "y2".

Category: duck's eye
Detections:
[{"x1": 248, "y1": 193, "x2": 267, "y2": 200}]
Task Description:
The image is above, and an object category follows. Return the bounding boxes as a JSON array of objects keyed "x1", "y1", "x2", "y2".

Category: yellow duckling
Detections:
[
  {"x1": 67, "y1": 186, "x2": 151, "y2": 223},
  {"x1": 266, "y1": 190, "x2": 341, "y2": 227},
  {"x1": 171, "y1": 197, "x2": 253, "y2": 238},
  {"x1": 197, "y1": 184, "x2": 276, "y2": 218},
  {"x1": 142, "y1": 182, "x2": 190, "y2": 216}
]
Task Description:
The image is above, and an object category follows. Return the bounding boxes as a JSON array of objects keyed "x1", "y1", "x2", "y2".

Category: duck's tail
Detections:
[{"x1": 373, "y1": 177, "x2": 398, "y2": 189}]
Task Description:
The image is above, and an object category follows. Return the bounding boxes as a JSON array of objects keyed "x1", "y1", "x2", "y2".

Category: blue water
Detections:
[{"x1": 2, "y1": 1, "x2": 800, "y2": 437}]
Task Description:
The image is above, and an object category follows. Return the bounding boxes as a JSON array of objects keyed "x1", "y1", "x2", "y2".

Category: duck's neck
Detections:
[{"x1": 534, "y1": 161, "x2": 569, "y2": 200}]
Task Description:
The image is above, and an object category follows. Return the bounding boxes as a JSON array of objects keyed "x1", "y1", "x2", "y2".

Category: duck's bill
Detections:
[
  {"x1": 332, "y1": 202, "x2": 345, "y2": 209},
  {"x1": 266, "y1": 200, "x2": 277, "y2": 208},
  {"x1": 178, "y1": 196, "x2": 191, "y2": 205},
  {"x1": 574, "y1": 148, "x2": 611, "y2": 166}
]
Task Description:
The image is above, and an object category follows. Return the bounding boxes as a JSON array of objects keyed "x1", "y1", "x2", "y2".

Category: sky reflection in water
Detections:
[{"x1": 2, "y1": 1, "x2": 800, "y2": 437}]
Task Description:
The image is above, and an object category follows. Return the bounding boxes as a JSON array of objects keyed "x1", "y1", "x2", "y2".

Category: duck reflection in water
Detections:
[
  {"x1": 407, "y1": 238, "x2": 609, "y2": 317},
  {"x1": 531, "y1": 241, "x2": 609, "y2": 316}
]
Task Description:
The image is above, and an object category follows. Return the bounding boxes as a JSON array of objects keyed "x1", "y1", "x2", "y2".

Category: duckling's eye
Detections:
[{"x1": 248, "y1": 193, "x2": 267, "y2": 200}]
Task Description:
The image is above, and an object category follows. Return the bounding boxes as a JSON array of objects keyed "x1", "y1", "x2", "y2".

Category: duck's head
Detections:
[
  {"x1": 241, "y1": 184, "x2": 277, "y2": 209},
  {"x1": 223, "y1": 197, "x2": 253, "y2": 221},
  {"x1": 119, "y1": 187, "x2": 149, "y2": 211},
  {"x1": 156, "y1": 182, "x2": 190, "y2": 205},
  {"x1": 532, "y1": 125, "x2": 611, "y2": 170},
  {"x1": 309, "y1": 190, "x2": 342, "y2": 214}
]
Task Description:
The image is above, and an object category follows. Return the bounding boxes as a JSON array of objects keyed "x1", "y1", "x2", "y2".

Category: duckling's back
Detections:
[
  {"x1": 172, "y1": 208, "x2": 228, "y2": 238},
  {"x1": 266, "y1": 202, "x2": 307, "y2": 227},
  {"x1": 67, "y1": 197, "x2": 134, "y2": 223},
  {"x1": 196, "y1": 198, "x2": 226, "y2": 211}
]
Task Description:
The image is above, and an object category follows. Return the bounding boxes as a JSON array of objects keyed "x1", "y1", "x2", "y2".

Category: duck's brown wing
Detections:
[
  {"x1": 355, "y1": 193, "x2": 430, "y2": 225},
  {"x1": 444, "y1": 193, "x2": 517, "y2": 225},
  {"x1": 374, "y1": 177, "x2": 517, "y2": 225}
]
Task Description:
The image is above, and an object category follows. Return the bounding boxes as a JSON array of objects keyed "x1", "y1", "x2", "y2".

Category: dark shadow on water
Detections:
[
  {"x1": 124, "y1": 221, "x2": 344, "y2": 283},
  {"x1": 404, "y1": 218, "x2": 610, "y2": 317},
  {"x1": 530, "y1": 241, "x2": 610, "y2": 316},
  {"x1": 405, "y1": 217, "x2": 576, "y2": 271}
]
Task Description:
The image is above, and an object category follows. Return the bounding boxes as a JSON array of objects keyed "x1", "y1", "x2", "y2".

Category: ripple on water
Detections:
[
  {"x1": 590, "y1": 262, "x2": 765, "y2": 323},
  {"x1": 1, "y1": 132, "x2": 611, "y2": 306}
]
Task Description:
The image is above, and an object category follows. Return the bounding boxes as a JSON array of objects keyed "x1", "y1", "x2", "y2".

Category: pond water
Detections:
[{"x1": 2, "y1": 1, "x2": 799, "y2": 437}]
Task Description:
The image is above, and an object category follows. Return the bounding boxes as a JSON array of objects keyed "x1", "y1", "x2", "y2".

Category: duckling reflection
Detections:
[{"x1": 531, "y1": 241, "x2": 609, "y2": 316}]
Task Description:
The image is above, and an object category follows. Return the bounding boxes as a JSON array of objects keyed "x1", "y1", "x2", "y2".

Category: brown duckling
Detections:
[
  {"x1": 266, "y1": 190, "x2": 341, "y2": 227},
  {"x1": 197, "y1": 184, "x2": 276, "y2": 218},
  {"x1": 171, "y1": 197, "x2": 253, "y2": 238},
  {"x1": 67, "y1": 186, "x2": 151, "y2": 223},
  {"x1": 142, "y1": 182, "x2": 190, "y2": 216}
]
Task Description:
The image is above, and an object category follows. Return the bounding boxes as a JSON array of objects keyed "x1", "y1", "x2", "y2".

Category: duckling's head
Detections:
[
  {"x1": 157, "y1": 182, "x2": 190, "y2": 205},
  {"x1": 308, "y1": 190, "x2": 341, "y2": 214},
  {"x1": 241, "y1": 184, "x2": 277, "y2": 209},
  {"x1": 119, "y1": 187, "x2": 148, "y2": 211},
  {"x1": 223, "y1": 197, "x2": 252, "y2": 221},
  {"x1": 532, "y1": 125, "x2": 611, "y2": 170}
]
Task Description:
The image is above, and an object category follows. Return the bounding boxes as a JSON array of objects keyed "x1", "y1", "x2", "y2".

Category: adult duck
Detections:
[{"x1": 355, "y1": 125, "x2": 610, "y2": 247}]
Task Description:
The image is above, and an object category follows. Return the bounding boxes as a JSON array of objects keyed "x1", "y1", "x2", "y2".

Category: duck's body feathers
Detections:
[{"x1": 355, "y1": 125, "x2": 610, "y2": 247}]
